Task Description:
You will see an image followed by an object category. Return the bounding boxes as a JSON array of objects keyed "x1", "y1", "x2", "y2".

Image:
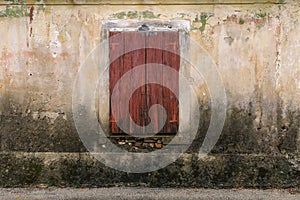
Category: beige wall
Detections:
[
  {"x1": 0, "y1": 0, "x2": 299, "y2": 153},
  {"x1": 0, "y1": 0, "x2": 299, "y2": 188}
]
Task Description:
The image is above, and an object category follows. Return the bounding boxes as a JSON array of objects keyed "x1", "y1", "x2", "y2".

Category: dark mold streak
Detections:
[{"x1": 29, "y1": 6, "x2": 34, "y2": 37}]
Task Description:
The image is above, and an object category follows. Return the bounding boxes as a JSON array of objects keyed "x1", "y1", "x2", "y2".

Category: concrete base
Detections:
[{"x1": 0, "y1": 152, "x2": 298, "y2": 188}]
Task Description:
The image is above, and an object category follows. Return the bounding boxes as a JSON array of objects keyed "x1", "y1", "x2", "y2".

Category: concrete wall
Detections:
[{"x1": 0, "y1": 0, "x2": 299, "y2": 187}]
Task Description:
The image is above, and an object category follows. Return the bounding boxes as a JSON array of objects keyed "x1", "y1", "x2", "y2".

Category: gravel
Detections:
[{"x1": 0, "y1": 187, "x2": 299, "y2": 200}]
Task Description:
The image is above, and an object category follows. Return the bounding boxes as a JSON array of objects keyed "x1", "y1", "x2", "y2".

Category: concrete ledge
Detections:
[{"x1": 0, "y1": 152, "x2": 298, "y2": 188}]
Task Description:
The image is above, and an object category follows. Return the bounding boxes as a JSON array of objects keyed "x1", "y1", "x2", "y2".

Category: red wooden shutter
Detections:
[{"x1": 109, "y1": 31, "x2": 179, "y2": 135}]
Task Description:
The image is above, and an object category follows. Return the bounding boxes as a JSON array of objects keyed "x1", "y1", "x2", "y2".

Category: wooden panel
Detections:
[
  {"x1": 109, "y1": 31, "x2": 179, "y2": 135},
  {"x1": 145, "y1": 32, "x2": 164, "y2": 134},
  {"x1": 110, "y1": 32, "x2": 146, "y2": 134},
  {"x1": 127, "y1": 32, "x2": 146, "y2": 134},
  {"x1": 120, "y1": 33, "x2": 133, "y2": 133},
  {"x1": 162, "y1": 32, "x2": 180, "y2": 133},
  {"x1": 109, "y1": 32, "x2": 123, "y2": 134}
]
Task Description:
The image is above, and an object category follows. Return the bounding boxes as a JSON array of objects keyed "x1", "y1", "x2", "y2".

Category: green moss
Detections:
[
  {"x1": 255, "y1": 12, "x2": 267, "y2": 19},
  {"x1": 0, "y1": 155, "x2": 43, "y2": 187},
  {"x1": 239, "y1": 19, "x2": 245, "y2": 25},
  {"x1": 199, "y1": 13, "x2": 213, "y2": 33},
  {"x1": 278, "y1": 0, "x2": 285, "y2": 3},
  {"x1": 113, "y1": 12, "x2": 126, "y2": 19},
  {"x1": 192, "y1": 13, "x2": 213, "y2": 33},
  {"x1": 0, "y1": 5, "x2": 29, "y2": 17},
  {"x1": 127, "y1": 11, "x2": 138, "y2": 19},
  {"x1": 4, "y1": 0, "x2": 25, "y2": 4},
  {"x1": 0, "y1": 0, "x2": 30, "y2": 17},
  {"x1": 37, "y1": 4, "x2": 46, "y2": 12},
  {"x1": 142, "y1": 10, "x2": 160, "y2": 19},
  {"x1": 193, "y1": 15, "x2": 201, "y2": 23},
  {"x1": 257, "y1": 23, "x2": 265, "y2": 30},
  {"x1": 22, "y1": 158, "x2": 43, "y2": 185},
  {"x1": 191, "y1": 27, "x2": 198, "y2": 31},
  {"x1": 111, "y1": 10, "x2": 160, "y2": 20}
]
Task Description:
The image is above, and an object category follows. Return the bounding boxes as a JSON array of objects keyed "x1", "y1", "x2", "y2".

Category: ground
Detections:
[{"x1": 0, "y1": 187, "x2": 299, "y2": 200}]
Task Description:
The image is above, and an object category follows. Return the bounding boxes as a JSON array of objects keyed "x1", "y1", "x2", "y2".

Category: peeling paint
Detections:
[
  {"x1": 224, "y1": 36, "x2": 234, "y2": 45},
  {"x1": 49, "y1": 31, "x2": 62, "y2": 58}
]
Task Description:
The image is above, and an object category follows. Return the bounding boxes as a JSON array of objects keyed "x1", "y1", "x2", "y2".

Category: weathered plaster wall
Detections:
[{"x1": 0, "y1": 0, "x2": 299, "y2": 187}]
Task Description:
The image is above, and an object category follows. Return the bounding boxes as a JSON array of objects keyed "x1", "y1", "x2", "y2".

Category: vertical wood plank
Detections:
[
  {"x1": 163, "y1": 32, "x2": 180, "y2": 133},
  {"x1": 145, "y1": 32, "x2": 164, "y2": 134},
  {"x1": 109, "y1": 32, "x2": 123, "y2": 134},
  {"x1": 120, "y1": 32, "x2": 133, "y2": 133},
  {"x1": 125, "y1": 32, "x2": 146, "y2": 134}
]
